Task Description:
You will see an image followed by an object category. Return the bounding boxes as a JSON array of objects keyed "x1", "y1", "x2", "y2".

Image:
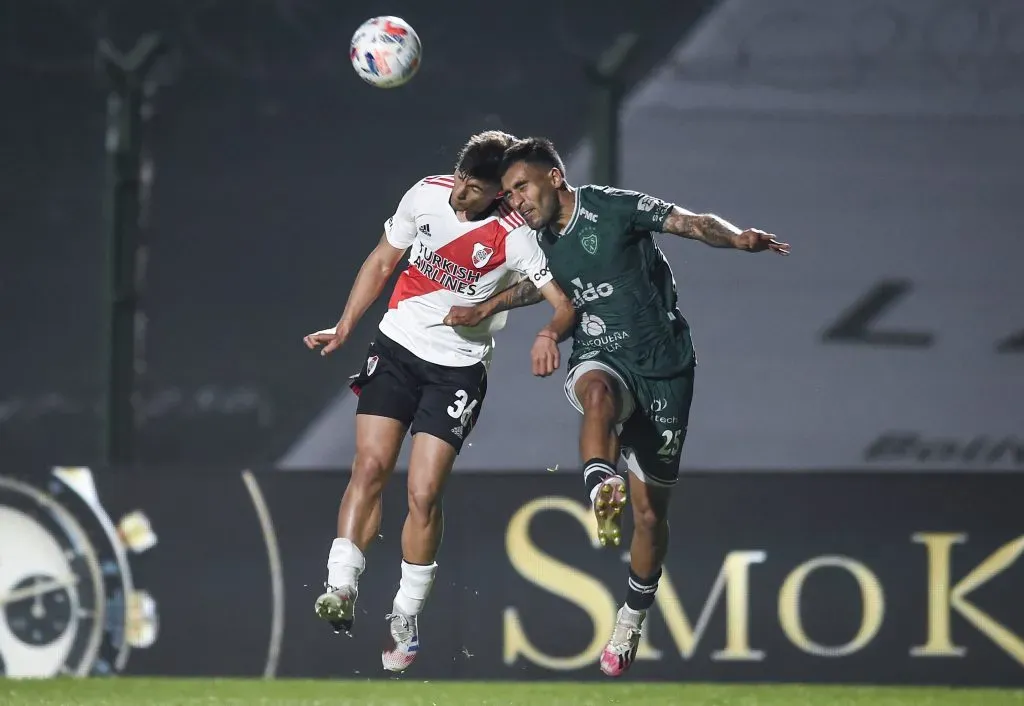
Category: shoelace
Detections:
[
  {"x1": 610, "y1": 618, "x2": 641, "y2": 649},
  {"x1": 385, "y1": 613, "x2": 415, "y2": 643},
  {"x1": 323, "y1": 583, "x2": 354, "y2": 597}
]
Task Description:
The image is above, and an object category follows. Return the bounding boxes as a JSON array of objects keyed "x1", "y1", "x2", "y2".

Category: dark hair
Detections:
[
  {"x1": 499, "y1": 137, "x2": 566, "y2": 177},
  {"x1": 455, "y1": 130, "x2": 517, "y2": 184}
]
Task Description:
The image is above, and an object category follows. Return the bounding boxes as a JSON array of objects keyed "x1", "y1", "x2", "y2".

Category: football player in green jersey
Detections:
[{"x1": 444, "y1": 137, "x2": 789, "y2": 677}]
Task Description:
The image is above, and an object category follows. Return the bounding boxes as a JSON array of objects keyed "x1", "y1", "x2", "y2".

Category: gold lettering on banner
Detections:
[
  {"x1": 912, "y1": 533, "x2": 1024, "y2": 666},
  {"x1": 503, "y1": 496, "x2": 766, "y2": 668},
  {"x1": 503, "y1": 494, "x2": 1024, "y2": 671},
  {"x1": 503, "y1": 496, "x2": 615, "y2": 670},
  {"x1": 778, "y1": 556, "x2": 885, "y2": 657},
  {"x1": 634, "y1": 551, "x2": 766, "y2": 662}
]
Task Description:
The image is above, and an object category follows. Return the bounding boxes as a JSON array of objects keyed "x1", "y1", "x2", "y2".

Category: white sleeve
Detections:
[
  {"x1": 505, "y1": 226, "x2": 553, "y2": 289},
  {"x1": 383, "y1": 183, "x2": 419, "y2": 249}
]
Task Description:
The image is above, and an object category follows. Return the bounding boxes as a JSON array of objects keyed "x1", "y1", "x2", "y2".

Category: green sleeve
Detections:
[{"x1": 597, "y1": 187, "x2": 674, "y2": 233}]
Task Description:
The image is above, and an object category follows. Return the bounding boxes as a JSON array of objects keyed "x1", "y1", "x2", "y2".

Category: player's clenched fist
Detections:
[
  {"x1": 304, "y1": 326, "x2": 347, "y2": 356},
  {"x1": 443, "y1": 305, "x2": 485, "y2": 328}
]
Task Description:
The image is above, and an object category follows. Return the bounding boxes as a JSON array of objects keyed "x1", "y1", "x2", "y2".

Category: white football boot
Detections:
[
  {"x1": 314, "y1": 584, "x2": 358, "y2": 635},
  {"x1": 599, "y1": 606, "x2": 645, "y2": 677},
  {"x1": 381, "y1": 609, "x2": 420, "y2": 673}
]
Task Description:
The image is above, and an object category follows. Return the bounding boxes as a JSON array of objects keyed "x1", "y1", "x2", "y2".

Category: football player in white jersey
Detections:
[{"x1": 302, "y1": 131, "x2": 575, "y2": 673}]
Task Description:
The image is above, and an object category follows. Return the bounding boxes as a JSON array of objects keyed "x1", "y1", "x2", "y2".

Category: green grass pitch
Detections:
[{"x1": 3, "y1": 678, "x2": 1023, "y2": 706}]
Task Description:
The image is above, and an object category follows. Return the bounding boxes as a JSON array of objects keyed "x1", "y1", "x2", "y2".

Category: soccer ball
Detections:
[{"x1": 349, "y1": 16, "x2": 422, "y2": 89}]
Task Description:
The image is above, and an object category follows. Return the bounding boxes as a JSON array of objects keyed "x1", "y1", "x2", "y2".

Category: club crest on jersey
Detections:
[
  {"x1": 580, "y1": 230, "x2": 599, "y2": 255},
  {"x1": 472, "y1": 243, "x2": 494, "y2": 268},
  {"x1": 366, "y1": 355, "x2": 379, "y2": 376}
]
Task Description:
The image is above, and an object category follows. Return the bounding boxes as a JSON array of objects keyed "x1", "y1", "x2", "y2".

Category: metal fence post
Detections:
[
  {"x1": 98, "y1": 34, "x2": 167, "y2": 465},
  {"x1": 588, "y1": 33, "x2": 638, "y2": 187}
]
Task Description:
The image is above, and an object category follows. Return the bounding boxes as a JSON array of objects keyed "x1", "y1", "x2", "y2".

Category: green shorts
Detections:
[{"x1": 563, "y1": 353, "x2": 695, "y2": 487}]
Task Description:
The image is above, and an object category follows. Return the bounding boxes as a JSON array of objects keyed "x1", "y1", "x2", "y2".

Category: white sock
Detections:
[
  {"x1": 326, "y1": 538, "x2": 365, "y2": 590},
  {"x1": 393, "y1": 560, "x2": 437, "y2": 616},
  {"x1": 621, "y1": 605, "x2": 646, "y2": 627}
]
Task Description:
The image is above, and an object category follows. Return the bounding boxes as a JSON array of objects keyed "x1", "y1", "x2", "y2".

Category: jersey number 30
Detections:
[{"x1": 447, "y1": 389, "x2": 478, "y2": 426}]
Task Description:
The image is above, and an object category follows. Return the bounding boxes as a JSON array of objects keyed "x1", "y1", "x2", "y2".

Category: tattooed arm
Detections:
[
  {"x1": 481, "y1": 278, "x2": 544, "y2": 315},
  {"x1": 443, "y1": 276, "x2": 576, "y2": 343},
  {"x1": 660, "y1": 205, "x2": 791, "y2": 254},
  {"x1": 661, "y1": 207, "x2": 743, "y2": 248}
]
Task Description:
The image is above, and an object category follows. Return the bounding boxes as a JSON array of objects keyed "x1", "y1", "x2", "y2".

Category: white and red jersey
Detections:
[{"x1": 379, "y1": 174, "x2": 553, "y2": 368}]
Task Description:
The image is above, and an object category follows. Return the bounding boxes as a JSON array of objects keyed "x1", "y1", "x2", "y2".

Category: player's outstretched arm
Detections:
[
  {"x1": 662, "y1": 206, "x2": 790, "y2": 255},
  {"x1": 303, "y1": 233, "x2": 407, "y2": 356}
]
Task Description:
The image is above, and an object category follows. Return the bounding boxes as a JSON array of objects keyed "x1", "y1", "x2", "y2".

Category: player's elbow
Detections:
[
  {"x1": 361, "y1": 256, "x2": 393, "y2": 282},
  {"x1": 557, "y1": 301, "x2": 577, "y2": 328},
  {"x1": 544, "y1": 283, "x2": 574, "y2": 312},
  {"x1": 367, "y1": 245, "x2": 404, "y2": 278},
  {"x1": 558, "y1": 295, "x2": 578, "y2": 317},
  {"x1": 375, "y1": 258, "x2": 398, "y2": 278}
]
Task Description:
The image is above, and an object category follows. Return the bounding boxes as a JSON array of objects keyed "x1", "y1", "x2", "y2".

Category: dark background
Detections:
[
  {"x1": 3, "y1": 0, "x2": 1022, "y2": 689},
  {"x1": 13, "y1": 467, "x2": 1020, "y2": 685},
  {"x1": 0, "y1": 0, "x2": 713, "y2": 469}
]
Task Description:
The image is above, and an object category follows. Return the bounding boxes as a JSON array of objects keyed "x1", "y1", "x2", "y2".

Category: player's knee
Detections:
[
  {"x1": 407, "y1": 483, "x2": 443, "y2": 524},
  {"x1": 578, "y1": 377, "x2": 617, "y2": 422},
  {"x1": 632, "y1": 493, "x2": 669, "y2": 534},
  {"x1": 349, "y1": 454, "x2": 391, "y2": 496},
  {"x1": 633, "y1": 505, "x2": 661, "y2": 534}
]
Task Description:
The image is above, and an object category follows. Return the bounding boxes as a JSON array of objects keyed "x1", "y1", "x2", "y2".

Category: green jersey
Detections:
[{"x1": 537, "y1": 185, "x2": 695, "y2": 378}]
